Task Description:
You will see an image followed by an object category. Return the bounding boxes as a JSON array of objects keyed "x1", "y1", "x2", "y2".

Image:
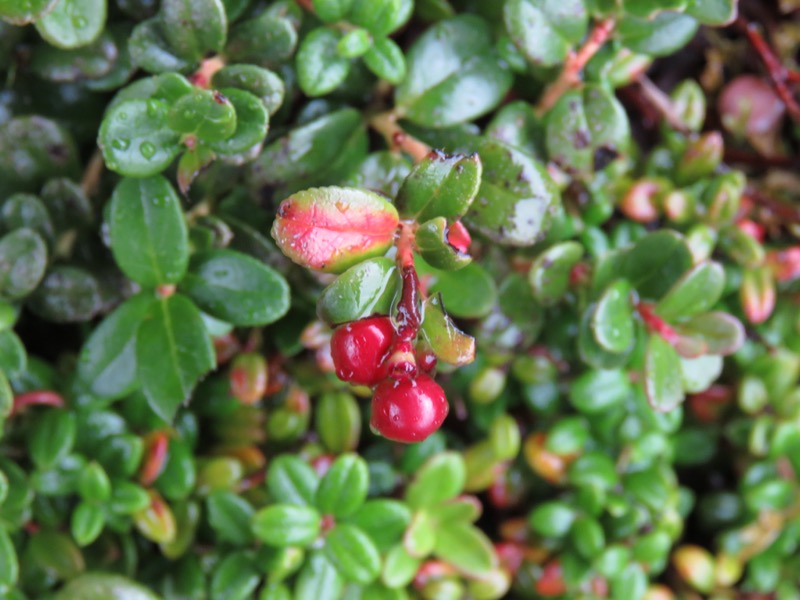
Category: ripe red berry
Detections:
[
  {"x1": 370, "y1": 374, "x2": 448, "y2": 443},
  {"x1": 330, "y1": 316, "x2": 395, "y2": 386}
]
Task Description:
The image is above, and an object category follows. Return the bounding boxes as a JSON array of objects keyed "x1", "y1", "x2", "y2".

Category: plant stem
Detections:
[
  {"x1": 369, "y1": 111, "x2": 432, "y2": 163},
  {"x1": 735, "y1": 16, "x2": 800, "y2": 124},
  {"x1": 635, "y1": 75, "x2": 692, "y2": 134},
  {"x1": 80, "y1": 149, "x2": 104, "y2": 197},
  {"x1": 11, "y1": 390, "x2": 65, "y2": 415},
  {"x1": 535, "y1": 18, "x2": 615, "y2": 115},
  {"x1": 395, "y1": 221, "x2": 421, "y2": 343}
]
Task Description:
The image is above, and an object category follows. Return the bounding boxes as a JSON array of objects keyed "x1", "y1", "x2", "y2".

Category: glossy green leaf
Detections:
[
  {"x1": 317, "y1": 257, "x2": 398, "y2": 326},
  {"x1": 336, "y1": 28, "x2": 371, "y2": 59},
  {"x1": 27, "y1": 529, "x2": 86, "y2": 579},
  {"x1": 416, "y1": 258, "x2": 496, "y2": 319},
  {"x1": 316, "y1": 392, "x2": 361, "y2": 453},
  {"x1": 545, "y1": 85, "x2": 630, "y2": 175},
  {"x1": 0, "y1": 527, "x2": 18, "y2": 589},
  {"x1": 415, "y1": 218, "x2": 472, "y2": 271},
  {"x1": 348, "y1": 0, "x2": 407, "y2": 35},
  {"x1": 168, "y1": 89, "x2": 237, "y2": 142},
  {"x1": 592, "y1": 280, "x2": 634, "y2": 353},
  {"x1": 210, "y1": 552, "x2": 260, "y2": 600},
  {"x1": 225, "y1": 13, "x2": 297, "y2": 69},
  {"x1": 680, "y1": 354, "x2": 723, "y2": 393},
  {"x1": 617, "y1": 11, "x2": 698, "y2": 56},
  {"x1": 267, "y1": 455, "x2": 319, "y2": 506},
  {"x1": 294, "y1": 552, "x2": 344, "y2": 600},
  {"x1": 364, "y1": 37, "x2": 406, "y2": 84},
  {"x1": 109, "y1": 176, "x2": 188, "y2": 287},
  {"x1": 419, "y1": 294, "x2": 475, "y2": 366},
  {"x1": 382, "y1": 544, "x2": 420, "y2": 588},
  {"x1": 160, "y1": 0, "x2": 227, "y2": 63},
  {"x1": 349, "y1": 500, "x2": 412, "y2": 552},
  {"x1": 433, "y1": 522, "x2": 496, "y2": 575},
  {"x1": 396, "y1": 151, "x2": 481, "y2": 222},
  {"x1": 644, "y1": 333, "x2": 684, "y2": 412},
  {"x1": 578, "y1": 303, "x2": 633, "y2": 370},
  {"x1": 530, "y1": 501, "x2": 576, "y2": 537},
  {"x1": 78, "y1": 293, "x2": 155, "y2": 399},
  {"x1": 109, "y1": 481, "x2": 151, "y2": 515},
  {"x1": 27, "y1": 266, "x2": 102, "y2": 323},
  {"x1": 211, "y1": 65, "x2": 285, "y2": 116},
  {"x1": 405, "y1": 452, "x2": 465, "y2": 509},
  {"x1": 253, "y1": 504, "x2": 322, "y2": 547},
  {"x1": 30, "y1": 28, "x2": 116, "y2": 81},
  {"x1": 181, "y1": 249, "x2": 289, "y2": 326},
  {"x1": 528, "y1": 241, "x2": 582, "y2": 306},
  {"x1": 0, "y1": 228, "x2": 47, "y2": 300},
  {"x1": 465, "y1": 139, "x2": 560, "y2": 246},
  {"x1": 570, "y1": 369, "x2": 630, "y2": 414},
  {"x1": 206, "y1": 491, "x2": 255, "y2": 545},
  {"x1": 324, "y1": 524, "x2": 381, "y2": 584},
  {"x1": 396, "y1": 15, "x2": 512, "y2": 127},
  {"x1": 77, "y1": 462, "x2": 111, "y2": 503},
  {"x1": 313, "y1": 0, "x2": 353, "y2": 22},
  {"x1": 610, "y1": 563, "x2": 647, "y2": 600},
  {"x1": 54, "y1": 573, "x2": 162, "y2": 600},
  {"x1": 0, "y1": 0, "x2": 59, "y2": 24},
  {"x1": 504, "y1": 0, "x2": 588, "y2": 67},
  {"x1": 673, "y1": 312, "x2": 745, "y2": 356},
  {"x1": 136, "y1": 294, "x2": 215, "y2": 422},
  {"x1": 99, "y1": 99, "x2": 182, "y2": 177},
  {"x1": 128, "y1": 19, "x2": 189, "y2": 73},
  {"x1": 315, "y1": 453, "x2": 369, "y2": 518},
  {"x1": 208, "y1": 89, "x2": 269, "y2": 155},
  {"x1": 29, "y1": 409, "x2": 76, "y2": 469},
  {"x1": 71, "y1": 501, "x2": 105, "y2": 546},
  {"x1": 614, "y1": 230, "x2": 694, "y2": 300},
  {"x1": 1, "y1": 193, "x2": 55, "y2": 243},
  {"x1": 296, "y1": 28, "x2": 351, "y2": 97},
  {"x1": 655, "y1": 261, "x2": 725, "y2": 321},
  {"x1": 686, "y1": 0, "x2": 737, "y2": 25},
  {"x1": 272, "y1": 187, "x2": 399, "y2": 273},
  {"x1": 156, "y1": 440, "x2": 196, "y2": 501},
  {"x1": 35, "y1": 0, "x2": 106, "y2": 49}
]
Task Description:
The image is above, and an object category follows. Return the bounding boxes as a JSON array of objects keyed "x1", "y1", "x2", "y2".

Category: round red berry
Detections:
[
  {"x1": 330, "y1": 316, "x2": 395, "y2": 386},
  {"x1": 370, "y1": 374, "x2": 448, "y2": 443}
]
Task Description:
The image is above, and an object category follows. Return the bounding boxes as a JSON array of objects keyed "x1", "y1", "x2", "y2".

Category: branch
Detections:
[
  {"x1": 535, "y1": 18, "x2": 615, "y2": 115},
  {"x1": 369, "y1": 111, "x2": 432, "y2": 163},
  {"x1": 735, "y1": 16, "x2": 800, "y2": 124},
  {"x1": 635, "y1": 75, "x2": 692, "y2": 135}
]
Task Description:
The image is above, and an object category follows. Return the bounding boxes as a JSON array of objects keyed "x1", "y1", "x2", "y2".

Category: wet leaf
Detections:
[
  {"x1": 294, "y1": 552, "x2": 344, "y2": 600},
  {"x1": 317, "y1": 257, "x2": 398, "y2": 326},
  {"x1": 419, "y1": 294, "x2": 475, "y2": 366},
  {"x1": 296, "y1": 28, "x2": 351, "y2": 97},
  {"x1": 324, "y1": 524, "x2": 381, "y2": 584},
  {"x1": 211, "y1": 65, "x2": 285, "y2": 116},
  {"x1": 644, "y1": 333, "x2": 684, "y2": 412},
  {"x1": 0, "y1": 228, "x2": 48, "y2": 300},
  {"x1": 315, "y1": 453, "x2": 369, "y2": 518},
  {"x1": 433, "y1": 522, "x2": 496, "y2": 575},
  {"x1": 30, "y1": 29, "x2": 117, "y2": 81},
  {"x1": 272, "y1": 187, "x2": 399, "y2": 273},
  {"x1": 673, "y1": 312, "x2": 745, "y2": 356},
  {"x1": 364, "y1": 37, "x2": 406, "y2": 84},
  {"x1": 168, "y1": 88, "x2": 237, "y2": 142},
  {"x1": 252, "y1": 504, "x2": 322, "y2": 547},
  {"x1": 207, "y1": 88, "x2": 269, "y2": 155},
  {"x1": 655, "y1": 261, "x2": 725, "y2": 321},
  {"x1": 160, "y1": 0, "x2": 227, "y2": 64},
  {"x1": 35, "y1": 0, "x2": 106, "y2": 49},
  {"x1": 0, "y1": 0, "x2": 59, "y2": 24},
  {"x1": 27, "y1": 266, "x2": 102, "y2": 323},
  {"x1": 504, "y1": 0, "x2": 588, "y2": 67},
  {"x1": 591, "y1": 280, "x2": 634, "y2": 353},
  {"x1": 616, "y1": 11, "x2": 698, "y2": 56},
  {"x1": 528, "y1": 241, "x2": 582, "y2": 306},
  {"x1": 578, "y1": 303, "x2": 633, "y2": 370},
  {"x1": 226, "y1": 12, "x2": 297, "y2": 69},
  {"x1": 416, "y1": 257, "x2": 496, "y2": 319},
  {"x1": 415, "y1": 218, "x2": 472, "y2": 271}
]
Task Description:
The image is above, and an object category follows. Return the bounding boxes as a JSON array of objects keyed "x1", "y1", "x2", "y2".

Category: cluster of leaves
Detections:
[{"x1": 2, "y1": 0, "x2": 800, "y2": 599}]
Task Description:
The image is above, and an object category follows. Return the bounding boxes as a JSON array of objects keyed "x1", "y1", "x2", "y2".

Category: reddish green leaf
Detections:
[
  {"x1": 655, "y1": 261, "x2": 725, "y2": 321},
  {"x1": 673, "y1": 312, "x2": 745, "y2": 356},
  {"x1": 419, "y1": 294, "x2": 475, "y2": 367}
]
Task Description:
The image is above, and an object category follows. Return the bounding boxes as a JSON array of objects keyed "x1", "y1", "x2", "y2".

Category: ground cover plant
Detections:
[{"x1": 1, "y1": 0, "x2": 800, "y2": 598}]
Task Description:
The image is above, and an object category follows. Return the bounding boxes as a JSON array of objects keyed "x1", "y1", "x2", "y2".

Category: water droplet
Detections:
[
  {"x1": 72, "y1": 15, "x2": 88, "y2": 28},
  {"x1": 117, "y1": 112, "x2": 128, "y2": 121},
  {"x1": 140, "y1": 142, "x2": 157, "y2": 160},
  {"x1": 111, "y1": 138, "x2": 130, "y2": 151},
  {"x1": 146, "y1": 100, "x2": 162, "y2": 119}
]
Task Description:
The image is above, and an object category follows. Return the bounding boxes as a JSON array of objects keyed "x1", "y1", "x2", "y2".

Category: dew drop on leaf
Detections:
[
  {"x1": 140, "y1": 142, "x2": 157, "y2": 160},
  {"x1": 112, "y1": 138, "x2": 130, "y2": 151}
]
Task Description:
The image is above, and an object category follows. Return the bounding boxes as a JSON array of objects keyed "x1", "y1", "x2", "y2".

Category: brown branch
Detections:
[
  {"x1": 369, "y1": 111, "x2": 432, "y2": 163},
  {"x1": 735, "y1": 16, "x2": 800, "y2": 124},
  {"x1": 535, "y1": 18, "x2": 615, "y2": 115},
  {"x1": 635, "y1": 75, "x2": 692, "y2": 135},
  {"x1": 724, "y1": 148, "x2": 800, "y2": 171},
  {"x1": 746, "y1": 186, "x2": 800, "y2": 224}
]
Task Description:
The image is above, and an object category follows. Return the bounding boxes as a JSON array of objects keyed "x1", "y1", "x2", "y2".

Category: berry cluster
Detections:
[{"x1": 330, "y1": 315, "x2": 449, "y2": 443}]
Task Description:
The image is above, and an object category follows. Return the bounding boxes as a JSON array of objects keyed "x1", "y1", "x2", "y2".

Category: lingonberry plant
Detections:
[{"x1": 3, "y1": 0, "x2": 800, "y2": 598}]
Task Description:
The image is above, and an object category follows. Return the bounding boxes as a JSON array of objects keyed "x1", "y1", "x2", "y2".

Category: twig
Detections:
[
  {"x1": 635, "y1": 75, "x2": 692, "y2": 135},
  {"x1": 735, "y1": 16, "x2": 800, "y2": 124},
  {"x1": 724, "y1": 148, "x2": 800, "y2": 171},
  {"x1": 80, "y1": 149, "x2": 104, "y2": 197},
  {"x1": 369, "y1": 111, "x2": 432, "y2": 163},
  {"x1": 535, "y1": 18, "x2": 615, "y2": 115},
  {"x1": 746, "y1": 186, "x2": 800, "y2": 224}
]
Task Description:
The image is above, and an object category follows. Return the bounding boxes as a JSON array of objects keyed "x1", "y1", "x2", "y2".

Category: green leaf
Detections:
[
  {"x1": 680, "y1": 354, "x2": 723, "y2": 393},
  {"x1": 272, "y1": 187, "x2": 399, "y2": 273},
  {"x1": 99, "y1": 99, "x2": 182, "y2": 177},
  {"x1": 211, "y1": 65, "x2": 285, "y2": 116},
  {"x1": 0, "y1": 330, "x2": 25, "y2": 377},
  {"x1": 613, "y1": 230, "x2": 694, "y2": 300},
  {"x1": 207, "y1": 89, "x2": 270, "y2": 155},
  {"x1": 27, "y1": 266, "x2": 102, "y2": 323},
  {"x1": 363, "y1": 37, "x2": 406, "y2": 84},
  {"x1": 29, "y1": 410, "x2": 76, "y2": 469},
  {"x1": 503, "y1": 0, "x2": 588, "y2": 67},
  {"x1": 673, "y1": 312, "x2": 745, "y2": 356},
  {"x1": 591, "y1": 280, "x2": 634, "y2": 353},
  {"x1": 569, "y1": 369, "x2": 630, "y2": 414},
  {"x1": 176, "y1": 144, "x2": 215, "y2": 195},
  {"x1": 315, "y1": 453, "x2": 369, "y2": 518},
  {"x1": 168, "y1": 89, "x2": 237, "y2": 142},
  {"x1": 416, "y1": 258, "x2": 496, "y2": 319},
  {"x1": 396, "y1": 15, "x2": 512, "y2": 127},
  {"x1": 160, "y1": 0, "x2": 227, "y2": 63},
  {"x1": 644, "y1": 333, "x2": 684, "y2": 412},
  {"x1": 324, "y1": 524, "x2": 381, "y2": 584},
  {"x1": 0, "y1": 527, "x2": 18, "y2": 589},
  {"x1": 433, "y1": 522, "x2": 496, "y2": 575},
  {"x1": 655, "y1": 261, "x2": 725, "y2": 321},
  {"x1": 0, "y1": 228, "x2": 48, "y2": 300},
  {"x1": 78, "y1": 293, "x2": 155, "y2": 399},
  {"x1": 317, "y1": 257, "x2": 398, "y2": 326},
  {"x1": 529, "y1": 501, "x2": 576, "y2": 537},
  {"x1": 0, "y1": 0, "x2": 59, "y2": 24},
  {"x1": 136, "y1": 294, "x2": 215, "y2": 422},
  {"x1": 210, "y1": 552, "x2": 260, "y2": 600},
  {"x1": 465, "y1": 139, "x2": 560, "y2": 247},
  {"x1": 267, "y1": 455, "x2": 319, "y2": 506},
  {"x1": 294, "y1": 552, "x2": 344, "y2": 600},
  {"x1": 129, "y1": 19, "x2": 189, "y2": 73},
  {"x1": 419, "y1": 294, "x2": 475, "y2": 366},
  {"x1": 313, "y1": 0, "x2": 353, "y2": 22},
  {"x1": 0, "y1": 116, "x2": 79, "y2": 198},
  {"x1": 349, "y1": 500, "x2": 412, "y2": 552},
  {"x1": 685, "y1": 0, "x2": 737, "y2": 25},
  {"x1": 253, "y1": 504, "x2": 321, "y2": 547},
  {"x1": 610, "y1": 563, "x2": 647, "y2": 600},
  {"x1": 405, "y1": 452, "x2": 465, "y2": 509},
  {"x1": 225, "y1": 13, "x2": 297, "y2": 69},
  {"x1": 403, "y1": 511, "x2": 436, "y2": 558},
  {"x1": 181, "y1": 249, "x2": 289, "y2": 326},
  {"x1": 30, "y1": 28, "x2": 117, "y2": 81},
  {"x1": 35, "y1": 0, "x2": 106, "y2": 49},
  {"x1": 1, "y1": 193, "x2": 55, "y2": 244},
  {"x1": 571, "y1": 515, "x2": 605, "y2": 559},
  {"x1": 296, "y1": 28, "x2": 351, "y2": 97},
  {"x1": 77, "y1": 462, "x2": 111, "y2": 503},
  {"x1": 545, "y1": 85, "x2": 630, "y2": 176},
  {"x1": 382, "y1": 544, "x2": 420, "y2": 588},
  {"x1": 578, "y1": 303, "x2": 633, "y2": 370},
  {"x1": 316, "y1": 392, "x2": 361, "y2": 454},
  {"x1": 348, "y1": 0, "x2": 407, "y2": 35},
  {"x1": 109, "y1": 176, "x2": 189, "y2": 288},
  {"x1": 528, "y1": 241, "x2": 582, "y2": 306},
  {"x1": 71, "y1": 501, "x2": 105, "y2": 546},
  {"x1": 616, "y1": 11, "x2": 698, "y2": 56},
  {"x1": 396, "y1": 151, "x2": 481, "y2": 222},
  {"x1": 337, "y1": 28, "x2": 372, "y2": 59},
  {"x1": 54, "y1": 574, "x2": 162, "y2": 600},
  {"x1": 415, "y1": 218, "x2": 472, "y2": 271}
]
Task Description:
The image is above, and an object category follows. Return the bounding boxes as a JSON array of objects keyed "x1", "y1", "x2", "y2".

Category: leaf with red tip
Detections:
[
  {"x1": 420, "y1": 294, "x2": 475, "y2": 367},
  {"x1": 272, "y1": 187, "x2": 399, "y2": 273},
  {"x1": 673, "y1": 312, "x2": 745, "y2": 356}
]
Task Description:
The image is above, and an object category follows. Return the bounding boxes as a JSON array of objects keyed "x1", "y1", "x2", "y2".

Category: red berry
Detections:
[
  {"x1": 330, "y1": 316, "x2": 395, "y2": 386},
  {"x1": 370, "y1": 374, "x2": 448, "y2": 443}
]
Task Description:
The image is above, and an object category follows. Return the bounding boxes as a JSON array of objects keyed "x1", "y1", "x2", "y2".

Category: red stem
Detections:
[
  {"x1": 11, "y1": 390, "x2": 65, "y2": 415},
  {"x1": 735, "y1": 17, "x2": 800, "y2": 124},
  {"x1": 637, "y1": 302, "x2": 679, "y2": 345},
  {"x1": 395, "y1": 223, "x2": 421, "y2": 343}
]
